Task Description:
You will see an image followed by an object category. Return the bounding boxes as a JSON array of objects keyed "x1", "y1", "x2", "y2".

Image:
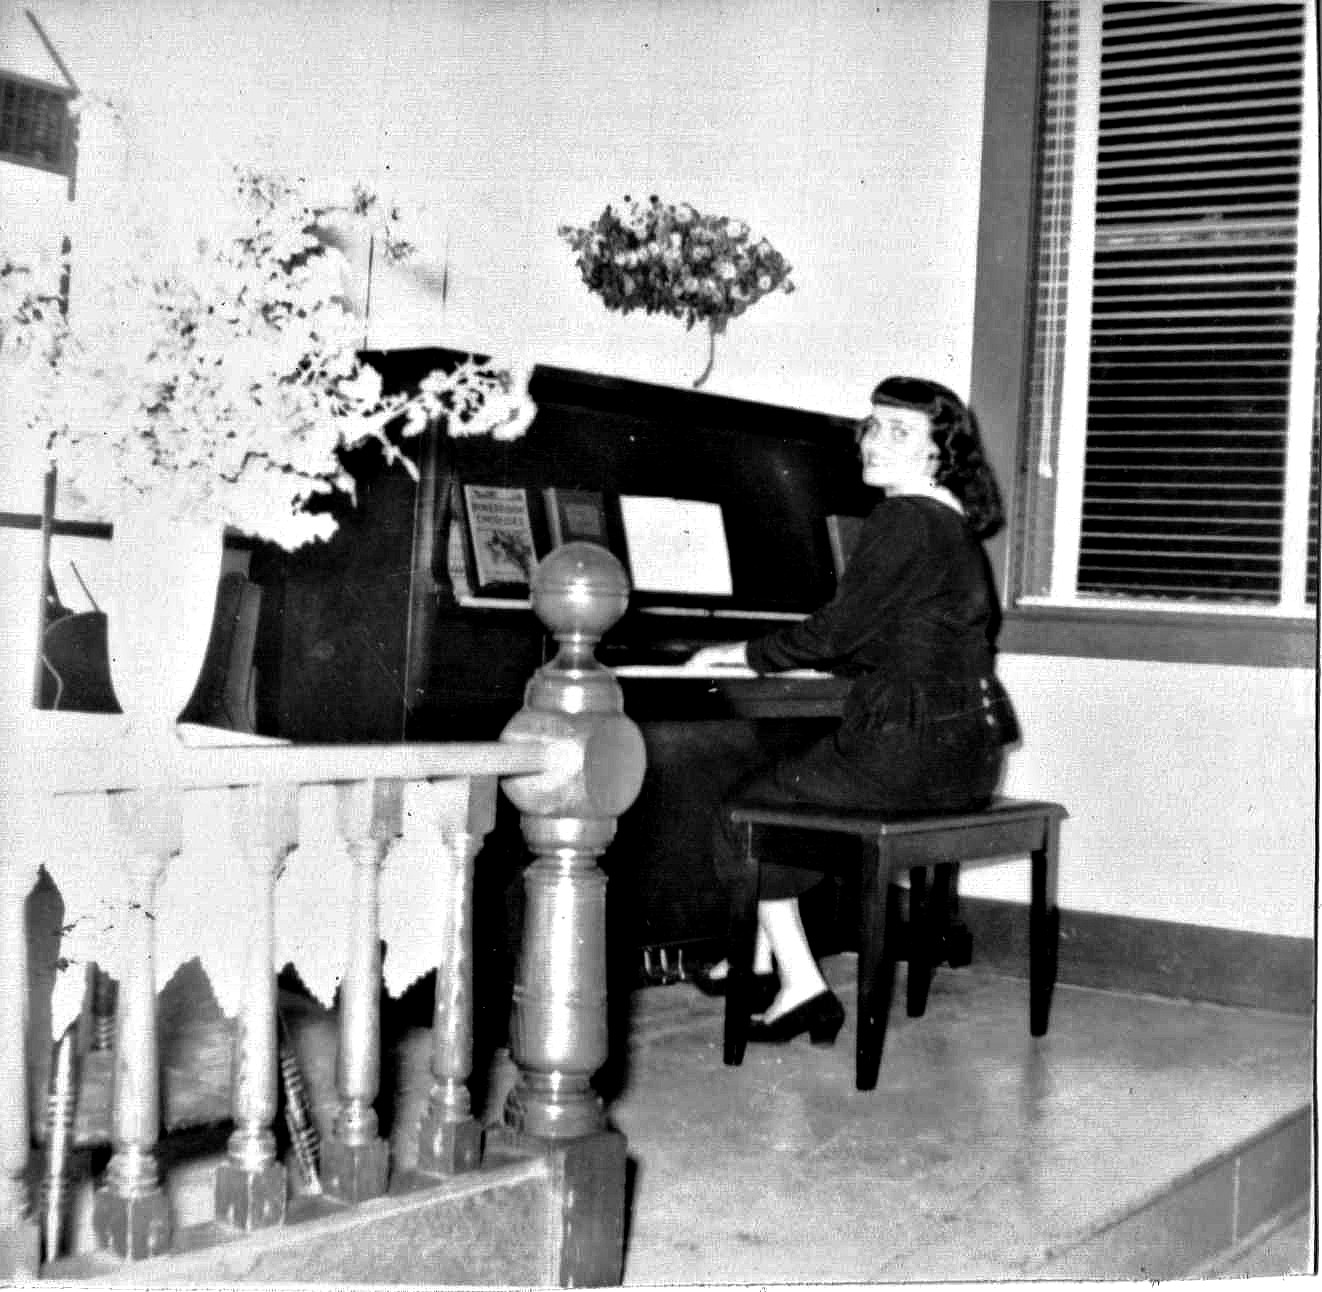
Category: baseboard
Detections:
[
  {"x1": 959, "y1": 896, "x2": 1315, "y2": 1016},
  {"x1": 636, "y1": 900, "x2": 1315, "y2": 1017}
]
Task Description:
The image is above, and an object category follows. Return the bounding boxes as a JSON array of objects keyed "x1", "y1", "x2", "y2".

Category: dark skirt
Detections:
[{"x1": 711, "y1": 697, "x2": 1007, "y2": 901}]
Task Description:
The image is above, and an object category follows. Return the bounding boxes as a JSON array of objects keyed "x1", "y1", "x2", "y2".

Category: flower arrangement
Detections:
[
  {"x1": 0, "y1": 98, "x2": 536, "y2": 550},
  {"x1": 557, "y1": 194, "x2": 794, "y2": 386}
]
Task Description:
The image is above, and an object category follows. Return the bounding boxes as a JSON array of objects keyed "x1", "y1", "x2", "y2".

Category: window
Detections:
[{"x1": 1013, "y1": 0, "x2": 1319, "y2": 619}]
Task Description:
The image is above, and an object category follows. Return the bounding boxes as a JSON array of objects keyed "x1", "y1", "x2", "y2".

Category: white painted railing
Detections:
[{"x1": 0, "y1": 543, "x2": 645, "y2": 1282}]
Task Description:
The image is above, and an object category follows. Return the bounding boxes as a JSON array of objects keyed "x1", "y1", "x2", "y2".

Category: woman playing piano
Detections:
[{"x1": 684, "y1": 376, "x2": 1019, "y2": 1045}]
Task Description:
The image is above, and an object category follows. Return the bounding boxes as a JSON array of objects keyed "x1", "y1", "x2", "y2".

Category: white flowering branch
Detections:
[{"x1": 0, "y1": 98, "x2": 535, "y2": 550}]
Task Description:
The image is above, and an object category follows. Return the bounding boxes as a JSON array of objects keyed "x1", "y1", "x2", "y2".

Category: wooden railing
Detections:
[{"x1": 0, "y1": 542, "x2": 644, "y2": 1286}]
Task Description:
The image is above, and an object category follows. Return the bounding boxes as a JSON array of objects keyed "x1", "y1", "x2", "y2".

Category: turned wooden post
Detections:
[
  {"x1": 499, "y1": 543, "x2": 646, "y2": 1141},
  {"x1": 321, "y1": 777, "x2": 402, "y2": 1204},
  {"x1": 413, "y1": 776, "x2": 498, "y2": 1175},
  {"x1": 93, "y1": 789, "x2": 178, "y2": 1261},
  {"x1": 215, "y1": 781, "x2": 299, "y2": 1230}
]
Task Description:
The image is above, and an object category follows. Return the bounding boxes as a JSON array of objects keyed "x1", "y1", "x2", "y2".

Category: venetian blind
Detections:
[{"x1": 1016, "y1": 0, "x2": 1319, "y2": 609}]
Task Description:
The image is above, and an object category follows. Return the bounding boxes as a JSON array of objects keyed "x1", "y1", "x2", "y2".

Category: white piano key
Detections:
[{"x1": 611, "y1": 665, "x2": 832, "y2": 680}]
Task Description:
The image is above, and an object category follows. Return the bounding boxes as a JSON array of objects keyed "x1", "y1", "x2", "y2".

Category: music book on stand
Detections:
[
  {"x1": 544, "y1": 487, "x2": 610, "y2": 549},
  {"x1": 462, "y1": 483, "x2": 538, "y2": 593}
]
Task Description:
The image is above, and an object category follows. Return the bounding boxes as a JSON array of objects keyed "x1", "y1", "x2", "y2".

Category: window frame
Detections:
[{"x1": 970, "y1": 0, "x2": 1317, "y2": 669}]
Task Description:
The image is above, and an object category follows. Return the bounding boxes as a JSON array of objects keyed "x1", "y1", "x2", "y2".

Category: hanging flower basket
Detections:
[{"x1": 558, "y1": 195, "x2": 794, "y2": 388}]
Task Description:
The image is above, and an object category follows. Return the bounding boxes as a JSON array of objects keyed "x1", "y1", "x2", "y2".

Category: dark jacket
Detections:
[{"x1": 746, "y1": 494, "x2": 1019, "y2": 749}]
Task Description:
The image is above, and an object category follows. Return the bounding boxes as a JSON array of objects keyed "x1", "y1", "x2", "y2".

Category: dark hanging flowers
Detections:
[{"x1": 558, "y1": 195, "x2": 795, "y2": 386}]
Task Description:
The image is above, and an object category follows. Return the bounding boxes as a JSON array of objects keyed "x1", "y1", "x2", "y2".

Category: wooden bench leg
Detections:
[
  {"x1": 722, "y1": 821, "x2": 761, "y2": 1069},
  {"x1": 903, "y1": 867, "x2": 928, "y2": 1018},
  {"x1": 856, "y1": 840, "x2": 899, "y2": 1092},
  {"x1": 931, "y1": 862, "x2": 962, "y2": 966},
  {"x1": 906, "y1": 862, "x2": 958, "y2": 1018},
  {"x1": 1029, "y1": 825, "x2": 1060, "y2": 1036}
]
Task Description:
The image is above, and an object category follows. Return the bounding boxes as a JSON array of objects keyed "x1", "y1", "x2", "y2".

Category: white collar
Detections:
[{"x1": 891, "y1": 482, "x2": 965, "y2": 516}]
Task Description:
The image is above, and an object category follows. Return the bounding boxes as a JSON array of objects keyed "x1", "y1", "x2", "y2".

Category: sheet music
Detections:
[{"x1": 619, "y1": 496, "x2": 733, "y2": 596}]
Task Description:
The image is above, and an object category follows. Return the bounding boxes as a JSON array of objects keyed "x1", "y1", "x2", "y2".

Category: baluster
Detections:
[
  {"x1": 214, "y1": 781, "x2": 298, "y2": 1231},
  {"x1": 0, "y1": 788, "x2": 41, "y2": 1278},
  {"x1": 499, "y1": 544, "x2": 646, "y2": 1140},
  {"x1": 321, "y1": 778, "x2": 401, "y2": 1204},
  {"x1": 39, "y1": 1025, "x2": 78, "y2": 1263},
  {"x1": 92, "y1": 789, "x2": 178, "y2": 1261},
  {"x1": 413, "y1": 777, "x2": 498, "y2": 1175}
]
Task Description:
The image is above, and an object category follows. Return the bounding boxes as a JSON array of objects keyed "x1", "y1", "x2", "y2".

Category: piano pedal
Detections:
[
  {"x1": 658, "y1": 946, "x2": 677, "y2": 984},
  {"x1": 638, "y1": 944, "x2": 688, "y2": 987}
]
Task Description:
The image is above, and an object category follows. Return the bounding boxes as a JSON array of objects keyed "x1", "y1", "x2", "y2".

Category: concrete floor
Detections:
[{"x1": 607, "y1": 954, "x2": 1313, "y2": 1286}]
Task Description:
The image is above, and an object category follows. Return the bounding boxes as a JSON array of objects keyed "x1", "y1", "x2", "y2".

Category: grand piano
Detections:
[{"x1": 253, "y1": 353, "x2": 874, "y2": 983}]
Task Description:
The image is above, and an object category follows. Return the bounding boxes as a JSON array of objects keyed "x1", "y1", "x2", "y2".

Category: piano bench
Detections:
[{"x1": 721, "y1": 796, "x2": 1069, "y2": 1091}]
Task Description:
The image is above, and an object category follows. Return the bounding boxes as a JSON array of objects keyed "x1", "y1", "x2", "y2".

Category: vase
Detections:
[{"x1": 105, "y1": 503, "x2": 225, "y2": 737}]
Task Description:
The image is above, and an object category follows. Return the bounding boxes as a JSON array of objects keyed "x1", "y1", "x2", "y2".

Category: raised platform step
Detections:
[
  {"x1": 1036, "y1": 1104, "x2": 1311, "y2": 1279},
  {"x1": 44, "y1": 1131, "x2": 627, "y2": 1287},
  {"x1": 613, "y1": 954, "x2": 1313, "y2": 1283}
]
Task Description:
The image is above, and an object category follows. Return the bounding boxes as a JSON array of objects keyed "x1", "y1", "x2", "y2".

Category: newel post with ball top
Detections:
[{"x1": 495, "y1": 542, "x2": 645, "y2": 1287}]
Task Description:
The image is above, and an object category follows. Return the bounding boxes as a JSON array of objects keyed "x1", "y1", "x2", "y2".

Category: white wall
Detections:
[
  {"x1": 1, "y1": 0, "x2": 989, "y2": 414},
  {"x1": 964, "y1": 655, "x2": 1317, "y2": 940},
  {"x1": 2, "y1": 0, "x2": 1315, "y2": 940}
]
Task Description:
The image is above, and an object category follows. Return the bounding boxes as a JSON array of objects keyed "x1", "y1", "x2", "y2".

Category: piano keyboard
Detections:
[{"x1": 611, "y1": 664, "x2": 832, "y2": 680}]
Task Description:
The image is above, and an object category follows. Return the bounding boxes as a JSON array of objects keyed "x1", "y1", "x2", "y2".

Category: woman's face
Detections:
[{"x1": 858, "y1": 404, "x2": 937, "y2": 492}]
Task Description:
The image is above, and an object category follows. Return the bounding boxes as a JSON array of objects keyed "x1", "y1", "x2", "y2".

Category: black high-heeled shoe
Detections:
[
  {"x1": 692, "y1": 968, "x2": 779, "y2": 1015},
  {"x1": 745, "y1": 990, "x2": 845, "y2": 1046}
]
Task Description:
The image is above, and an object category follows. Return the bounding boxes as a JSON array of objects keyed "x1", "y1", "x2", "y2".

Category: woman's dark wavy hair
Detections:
[{"x1": 862, "y1": 375, "x2": 1004, "y2": 540}]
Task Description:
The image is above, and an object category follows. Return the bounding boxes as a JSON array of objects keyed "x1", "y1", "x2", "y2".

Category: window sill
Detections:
[{"x1": 999, "y1": 604, "x2": 1317, "y2": 669}]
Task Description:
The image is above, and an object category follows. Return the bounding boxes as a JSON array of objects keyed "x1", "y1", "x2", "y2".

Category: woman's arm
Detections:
[{"x1": 746, "y1": 498, "x2": 926, "y2": 673}]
